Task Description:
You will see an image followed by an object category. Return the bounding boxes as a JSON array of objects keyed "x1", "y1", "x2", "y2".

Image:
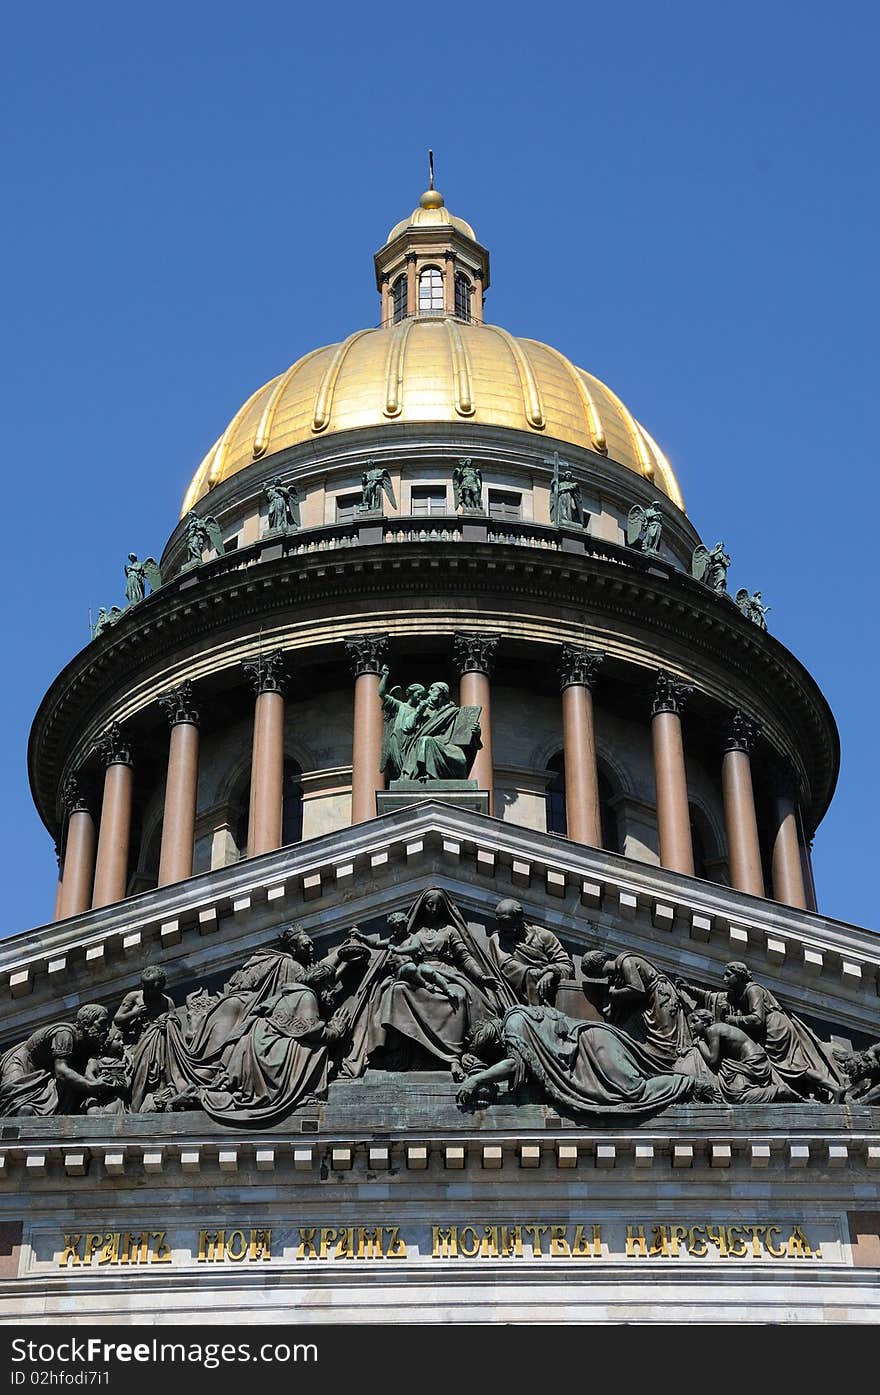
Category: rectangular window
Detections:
[
  {"x1": 223, "y1": 535, "x2": 239, "y2": 551},
  {"x1": 410, "y1": 486, "x2": 448, "y2": 516},
  {"x1": 336, "y1": 492, "x2": 362, "y2": 523},
  {"x1": 488, "y1": 489, "x2": 522, "y2": 521}
]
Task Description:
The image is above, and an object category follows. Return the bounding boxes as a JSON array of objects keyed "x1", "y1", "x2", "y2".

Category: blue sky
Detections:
[{"x1": 1, "y1": 1, "x2": 876, "y2": 932}]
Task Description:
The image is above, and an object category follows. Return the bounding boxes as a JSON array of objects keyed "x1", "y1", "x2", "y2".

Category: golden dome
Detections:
[
  {"x1": 181, "y1": 318, "x2": 684, "y2": 515},
  {"x1": 385, "y1": 188, "x2": 477, "y2": 244}
]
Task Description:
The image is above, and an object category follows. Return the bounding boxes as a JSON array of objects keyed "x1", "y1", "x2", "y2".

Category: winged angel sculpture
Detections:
[
  {"x1": 184, "y1": 512, "x2": 225, "y2": 567},
  {"x1": 361, "y1": 462, "x2": 397, "y2": 513},
  {"x1": 123, "y1": 553, "x2": 162, "y2": 606},
  {"x1": 691, "y1": 541, "x2": 731, "y2": 593},
  {"x1": 626, "y1": 502, "x2": 663, "y2": 553}
]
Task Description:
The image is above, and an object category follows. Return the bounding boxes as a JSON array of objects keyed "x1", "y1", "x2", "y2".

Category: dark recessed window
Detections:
[
  {"x1": 336, "y1": 492, "x2": 362, "y2": 524},
  {"x1": 488, "y1": 489, "x2": 522, "y2": 521},
  {"x1": 411, "y1": 486, "x2": 448, "y2": 516},
  {"x1": 455, "y1": 272, "x2": 472, "y2": 320},
  {"x1": 546, "y1": 753, "x2": 567, "y2": 836},
  {"x1": 418, "y1": 266, "x2": 444, "y2": 314},
  {"x1": 223, "y1": 535, "x2": 239, "y2": 551},
  {"x1": 392, "y1": 275, "x2": 407, "y2": 324},
  {"x1": 282, "y1": 761, "x2": 304, "y2": 846}
]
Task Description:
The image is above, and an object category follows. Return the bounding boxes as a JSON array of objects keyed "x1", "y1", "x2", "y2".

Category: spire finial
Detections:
[{"x1": 428, "y1": 149, "x2": 434, "y2": 190}]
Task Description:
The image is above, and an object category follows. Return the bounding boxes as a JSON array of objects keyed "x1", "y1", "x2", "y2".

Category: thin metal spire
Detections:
[{"x1": 428, "y1": 149, "x2": 434, "y2": 190}]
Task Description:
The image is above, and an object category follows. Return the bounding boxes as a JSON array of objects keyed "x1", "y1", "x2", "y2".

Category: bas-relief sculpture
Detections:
[{"x1": 0, "y1": 888, "x2": 862, "y2": 1128}]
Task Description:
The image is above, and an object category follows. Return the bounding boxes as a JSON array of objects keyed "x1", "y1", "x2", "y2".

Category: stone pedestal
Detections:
[{"x1": 377, "y1": 780, "x2": 489, "y2": 815}]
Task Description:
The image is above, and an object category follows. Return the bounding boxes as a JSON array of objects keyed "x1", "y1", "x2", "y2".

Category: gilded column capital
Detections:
[
  {"x1": 651, "y1": 670, "x2": 693, "y2": 717},
  {"x1": 345, "y1": 634, "x2": 389, "y2": 679},
  {"x1": 61, "y1": 775, "x2": 89, "y2": 817},
  {"x1": 723, "y1": 709, "x2": 760, "y2": 754},
  {"x1": 242, "y1": 650, "x2": 287, "y2": 696},
  {"x1": 559, "y1": 644, "x2": 605, "y2": 691},
  {"x1": 159, "y1": 680, "x2": 199, "y2": 728},
  {"x1": 453, "y1": 632, "x2": 499, "y2": 677},
  {"x1": 94, "y1": 720, "x2": 132, "y2": 768}
]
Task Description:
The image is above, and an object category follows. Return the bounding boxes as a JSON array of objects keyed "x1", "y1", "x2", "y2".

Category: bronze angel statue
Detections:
[
  {"x1": 691, "y1": 540, "x2": 730, "y2": 592},
  {"x1": 123, "y1": 553, "x2": 162, "y2": 606},
  {"x1": 453, "y1": 458, "x2": 483, "y2": 511},
  {"x1": 735, "y1": 589, "x2": 770, "y2": 630},
  {"x1": 626, "y1": 502, "x2": 663, "y2": 553},
  {"x1": 90, "y1": 605, "x2": 124, "y2": 639},
  {"x1": 361, "y1": 462, "x2": 397, "y2": 513},
  {"x1": 184, "y1": 512, "x2": 225, "y2": 567},
  {"x1": 548, "y1": 452, "x2": 585, "y2": 528}
]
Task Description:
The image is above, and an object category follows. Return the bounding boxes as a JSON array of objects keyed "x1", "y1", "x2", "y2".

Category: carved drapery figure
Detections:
[
  {"x1": 840, "y1": 1043, "x2": 880, "y2": 1105},
  {"x1": 81, "y1": 1028, "x2": 131, "y2": 1115},
  {"x1": 123, "y1": 554, "x2": 161, "y2": 606},
  {"x1": 457, "y1": 1005, "x2": 702, "y2": 1118},
  {"x1": 398, "y1": 682, "x2": 481, "y2": 782},
  {"x1": 360, "y1": 462, "x2": 396, "y2": 513},
  {"x1": 485, "y1": 899, "x2": 573, "y2": 1006},
  {"x1": 199, "y1": 984, "x2": 349, "y2": 1127},
  {"x1": 263, "y1": 478, "x2": 300, "y2": 533},
  {"x1": 626, "y1": 502, "x2": 663, "y2": 553},
  {"x1": 677, "y1": 962, "x2": 844, "y2": 1101},
  {"x1": 548, "y1": 453, "x2": 584, "y2": 528},
  {"x1": 340, "y1": 888, "x2": 502, "y2": 1076},
  {"x1": 453, "y1": 458, "x2": 483, "y2": 510},
  {"x1": 581, "y1": 948, "x2": 716, "y2": 1092},
  {"x1": 688, "y1": 1010, "x2": 799, "y2": 1103},
  {"x1": 378, "y1": 665, "x2": 426, "y2": 780},
  {"x1": 0, "y1": 1005, "x2": 114, "y2": 1116},
  {"x1": 691, "y1": 541, "x2": 730, "y2": 592}
]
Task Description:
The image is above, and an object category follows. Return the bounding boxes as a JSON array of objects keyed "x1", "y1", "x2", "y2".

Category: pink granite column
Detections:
[
  {"x1": 243, "y1": 651, "x2": 287, "y2": 857},
  {"x1": 454, "y1": 633, "x2": 499, "y2": 814},
  {"x1": 92, "y1": 722, "x2": 133, "y2": 908},
  {"x1": 158, "y1": 681, "x2": 200, "y2": 887},
  {"x1": 345, "y1": 634, "x2": 389, "y2": 824},
  {"x1": 721, "y1": 711, "x2": 765, "y2": 897},
  {"x1": 559, "y1": 644, "x2": 605, "y2": 846},
  {"x1": 651, "y1": 671, "x2": 695, "y2": 876},
  {"x1": 57, "y1": 776, "x2": 96, "y2": 919}
]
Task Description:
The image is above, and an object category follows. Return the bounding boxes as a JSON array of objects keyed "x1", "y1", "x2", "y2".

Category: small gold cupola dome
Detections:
[{"x1": 375, "y1": 164, "x2": 490, "y2": 327}]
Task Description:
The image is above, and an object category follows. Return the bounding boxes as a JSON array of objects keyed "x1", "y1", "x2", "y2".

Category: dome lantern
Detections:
[{"x1": 374, "y1": 163, "x2": 489, "y2": 326}]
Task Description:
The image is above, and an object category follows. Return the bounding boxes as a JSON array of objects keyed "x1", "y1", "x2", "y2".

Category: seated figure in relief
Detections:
[
  {"x1": 0, "y1": 1005, "x2": 117, "y2": 1116},
  {"x1": 484, "y1": 898, "x2": 573, "y2": 1006},
  {"x1": 688, "y1": 1010, "x2": 801, "y2": 1103}
]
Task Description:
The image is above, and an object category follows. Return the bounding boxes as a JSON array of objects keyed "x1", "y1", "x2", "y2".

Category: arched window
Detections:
[
  {"x1": 454, "y1": 272, "x2": 472, "y2": 320},
  {"x1": 392, "y1": 274, "x2": 407, "y2": 323},
  {"x1": 418, "y1": 266, "x2": 444, "y2": 314},
  {"x1": 545, "y1": 752, "x2": 567, "y2": 835}
]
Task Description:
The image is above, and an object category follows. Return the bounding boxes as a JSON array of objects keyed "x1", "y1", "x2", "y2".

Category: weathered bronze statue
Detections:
[
  {"x1": 735, "y1": 588, "x2": 770, "y2": 629},
  {"x1": 397, "y1": 682, "x2": 482, "y2": 782},
  {"x1": 264, "y1": 478, "x2": 300, "y2": 532},
  {"x1": 123, "y1": 553, "x2": 161, "y2": 605},
  {"x1": 91, "y1": 605, "x2": 123, "y2": 639},
  {"x1": 0, "y1": 1005, "x2": 115, "y2": 1116},
  {"x1": 688, "y1": 1010, "x2": 800, "y2": 1103},
  {"x1": 548, "y1": 452, "x2": 585, "y2": 528},
  {"x1": 456, "y1": 1005, "x2": 705, "y2": 1117},
  {"x1": 183, "y1": 512, "x2": 224, "y2": 566},
  {"x1": 485, "y1": 899, "x2": 573, "y2": 1005},
  {"x1": 691, "y1": 541, "x2": 731, "y2": 592},
  {"x1": 626, "y1": 502, "x2": 663, "y2": 553},
  {"x1": 453, "y1": 458, "x2": 483, "y2": 511},
  {"x1": 677, "y1": 962, "x2": 843, "y2": 1101},
  {"x1": 360, "y1": 461, "x2": 396, "y2": 513},
  {"x1": 379, "y1": 665, "x2": 426, "y2": 780}
]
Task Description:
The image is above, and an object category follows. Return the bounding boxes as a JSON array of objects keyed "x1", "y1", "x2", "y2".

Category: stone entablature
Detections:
[{"x1": 1, "y1": 807, "x2": 877, "y2": 1049}]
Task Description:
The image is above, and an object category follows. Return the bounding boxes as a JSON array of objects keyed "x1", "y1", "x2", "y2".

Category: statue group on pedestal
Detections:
[
  {"x1": 0, "y1": 888, "x2": 861, "y2": 1127},
  {"x1": 379, "y1": 666, "x2": 481, "y2": 783}
]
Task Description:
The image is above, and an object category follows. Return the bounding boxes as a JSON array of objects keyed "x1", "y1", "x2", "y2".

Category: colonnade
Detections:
[{"x1": 53, "y1": 638, "x2": 815, "y2": 920}]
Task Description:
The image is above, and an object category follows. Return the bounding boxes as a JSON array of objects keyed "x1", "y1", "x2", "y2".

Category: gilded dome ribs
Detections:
[
  {"x1": 534, "y1": 341, "x2": 607, "y2": 452},
  {"x1": 445, "y1": 319, "x2": 474, "y2": 417},
  {"x1": 313, "y1": 329, "x2": 374, "y2": 433},
  {"x1": 383, "y1": 321, "x2": 412, "y2": 418},
  {"x1": 488, "y1": 325, "x2": 545, "y2": 430},
  {"x1": 253, "y1": 349, "x2": 324, "y2": 458}
]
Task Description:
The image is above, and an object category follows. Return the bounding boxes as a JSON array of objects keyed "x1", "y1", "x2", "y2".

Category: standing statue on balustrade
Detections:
[{"x1": 360, "y1": 461, "x2": 397, "y2": 513}]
